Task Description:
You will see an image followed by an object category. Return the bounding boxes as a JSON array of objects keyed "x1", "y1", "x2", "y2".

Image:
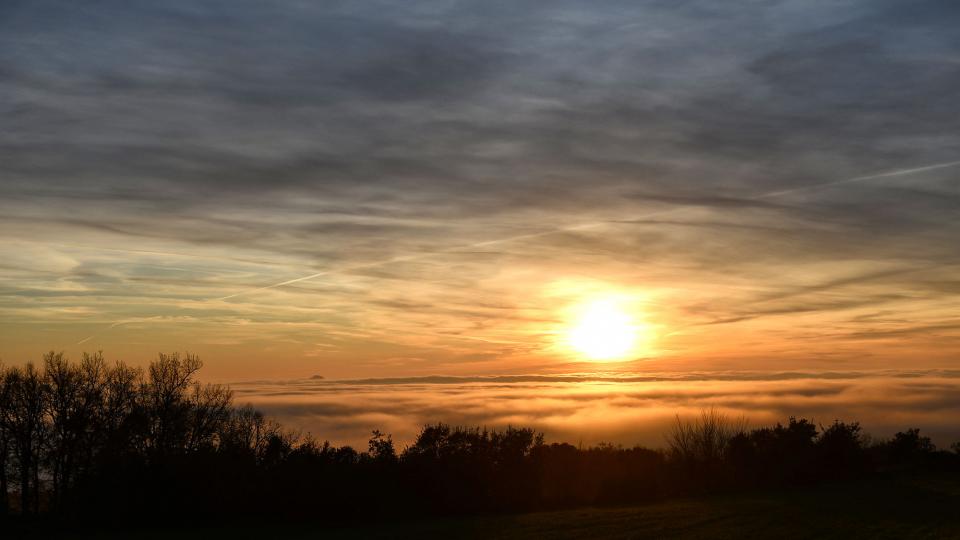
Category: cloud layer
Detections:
[
  {"x1": 234, "y1": 370, "x2": 960, "y2": 450},
  {"x1": 2, "y1": 1, "x2": 959, "y2": 378}
]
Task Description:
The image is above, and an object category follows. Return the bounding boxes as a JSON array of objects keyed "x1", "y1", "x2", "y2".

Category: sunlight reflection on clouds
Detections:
[{"x1": 232, "y1": 370, "x2": 960, "y2": 450}]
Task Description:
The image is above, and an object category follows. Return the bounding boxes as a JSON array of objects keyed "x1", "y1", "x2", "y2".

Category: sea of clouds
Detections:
[{"x1": 231, "y1": 370, "x2": 960, "y2": 450}]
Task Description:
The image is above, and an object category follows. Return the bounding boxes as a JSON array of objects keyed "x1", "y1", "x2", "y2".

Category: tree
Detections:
[
  {"x1": 43, "y1": 351, "x2": 109, "y2": 511},
  {"x1": 221, "y1": 404, "x2": 282, "y2": 463},
  {"x1": 367, "y1": 430, "x2": 397, "y2": 464},
  {"x1": 141, "y1": 352, "x2": 203, "y2": 456},
  {"x1": 887, "y1": 428, "x2": 935, "y2": 464},
  {"x1": 667, "y1": 408, "x2": 746, "y2": 466},
  {"x1": 727, "y1": 417, "x2": 818, "y2": 487},
  {"x1": 97, "y1": 360, "x2": 141, "y2": 457},
  {"x1": 185, "y1": 382, "x2": 232, "y2": 452},
  {"x1": 0, "y1": 363, "x2": 47, "y2": 514},
  {"x1": 817, "y1": 420, "x2": 865, "y2": 478},
  {"x1": 0, "y1": 364, "x2": 10, "y2": 516}
]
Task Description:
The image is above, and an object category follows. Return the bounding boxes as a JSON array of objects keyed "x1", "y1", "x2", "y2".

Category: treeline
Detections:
[{"x1": 1, "y1": 353, "x2": 959, "y2": 527}]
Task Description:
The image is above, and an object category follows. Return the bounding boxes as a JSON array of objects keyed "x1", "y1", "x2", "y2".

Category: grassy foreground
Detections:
[{"x1": 49, "y1": 471, "x2": 957, "y2": 540}]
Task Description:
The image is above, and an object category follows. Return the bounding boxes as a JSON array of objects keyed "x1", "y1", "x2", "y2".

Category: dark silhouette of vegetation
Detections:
[{"x1": 1, "y1": 352, "x2": 959, "y2": 531}]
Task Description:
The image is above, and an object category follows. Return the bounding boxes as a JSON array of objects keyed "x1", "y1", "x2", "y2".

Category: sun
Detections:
[{"x1": 566, "y1": 297, "x2": 641, "y2": 361}]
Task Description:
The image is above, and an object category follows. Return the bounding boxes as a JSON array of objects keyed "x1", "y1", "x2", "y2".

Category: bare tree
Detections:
[
  {"x1": 0, "y1": 363, "x2": 10, "y2": 516},
  {"x1": 98, "y1": 360, "x2": 141, "y2": 454},
  {"x1": 0, "y1": 363, "x2": 47, "y2": 514},
  {"x1": 221, "y1": 404, "x2": 282, "y2": 462},
  {"x1": 186, "y1": 382, "x2": 232, "y2": 452},
  {"x1": 667, "y1": 408, "x2": 747, "y2": 466},
  {"x1": 43, "y1": 351, "x2": 108, "y2": 511},
  {"x1": 141, "y1": 352, "x2": 202, "y2": 456}
]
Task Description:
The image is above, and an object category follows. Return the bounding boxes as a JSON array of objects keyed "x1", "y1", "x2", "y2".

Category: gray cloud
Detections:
[{"x1": 2, "y1": 0, "x2": 960, "y2": 373}]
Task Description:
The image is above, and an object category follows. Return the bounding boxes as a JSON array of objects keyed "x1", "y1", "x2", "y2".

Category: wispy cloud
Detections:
[
  {"x1": 213, "y1": 160, "x2": 960, "y2": 301},
  {"x1": 2, "y1": 1, "x2": 960, "y2": 378}
]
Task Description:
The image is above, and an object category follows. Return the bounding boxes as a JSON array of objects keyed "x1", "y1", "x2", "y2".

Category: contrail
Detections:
[
  {"x1": 25, "y1": 240, "x2": 291, "y2": 269},
  {"x1": 215, "y1": 223, "x2": 605, "y2": 300},
  {"x1": 216, "y1": 254, "x2": 422, "y2": 300},
  {"x1": 214, "y1": 159, "x2": 960, "y2": 302},
  {"x1": 759, "y1": 160, "x2": 960, "y2": 199},
  {"x1": 75, "y1": 320, "x2": 149, "y2": 346},
  {"x1": 75, "y1": 159, "x2": 960, "y2": 344}
]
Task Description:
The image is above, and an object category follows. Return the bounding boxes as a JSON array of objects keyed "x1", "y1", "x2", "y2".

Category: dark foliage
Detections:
[{"x1": 1, "y1": 352, "x2": 958, "y2": 529}]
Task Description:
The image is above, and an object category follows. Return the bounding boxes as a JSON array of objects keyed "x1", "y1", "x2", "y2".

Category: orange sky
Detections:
[
  {"x1": 3, "y1": 170, "x2": 960, "y2": 382},
  {"x1": 3, "y1": 1, "x2": 960, "y2": 382}
]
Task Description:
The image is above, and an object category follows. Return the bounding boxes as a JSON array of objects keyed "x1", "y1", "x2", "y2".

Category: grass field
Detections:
[
  {"x1": 328, "y1": 472, "x2": 960, "y2": 539},
  {"x1": 23, "y1": 471, "x2": 960, "y2": 539}
]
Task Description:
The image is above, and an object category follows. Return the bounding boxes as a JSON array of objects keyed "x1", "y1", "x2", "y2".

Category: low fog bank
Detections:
[{"x1": 233, "y1": 370, "x2": 960, "y2": 450}]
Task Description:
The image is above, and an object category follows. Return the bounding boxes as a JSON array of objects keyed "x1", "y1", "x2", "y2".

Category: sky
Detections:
[{"x1": 2, "y1": 0, "x2": 960, "y2": 405}]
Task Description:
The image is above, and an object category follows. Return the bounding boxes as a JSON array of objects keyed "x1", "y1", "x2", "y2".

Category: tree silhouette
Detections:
[{"x1": 0, "y1": 350, "x2": 957, "y2": 527}]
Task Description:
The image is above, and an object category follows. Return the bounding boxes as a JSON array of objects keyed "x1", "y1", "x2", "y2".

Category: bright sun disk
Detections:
[{"x1": 567, "y1": 298, "x2": 638, "y2": 361}]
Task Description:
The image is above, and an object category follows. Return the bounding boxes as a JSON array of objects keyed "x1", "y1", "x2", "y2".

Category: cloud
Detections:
[
  {"x1": 231, "y1": 370, "x2": 960, "y2": 450},
  {"x1": 2, "y1": 0, "x2": 960, "y2": 376}
]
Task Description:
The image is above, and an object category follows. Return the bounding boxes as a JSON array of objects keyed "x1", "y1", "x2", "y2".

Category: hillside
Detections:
[{"x1": 52, "y1": 471, "x2": 960, "y2": 539}]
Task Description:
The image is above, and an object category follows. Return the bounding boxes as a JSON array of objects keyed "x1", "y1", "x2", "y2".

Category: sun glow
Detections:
[{"x1": 566, "y1": 297, "x2": 643, "y2": 361}]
